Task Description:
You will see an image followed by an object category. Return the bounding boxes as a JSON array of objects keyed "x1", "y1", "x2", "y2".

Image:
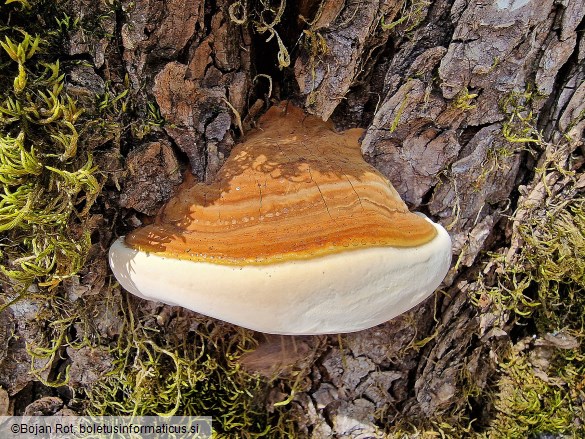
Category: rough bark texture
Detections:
[{"x1": 2, "y1": 0, "x2": 584, "y2": 436}]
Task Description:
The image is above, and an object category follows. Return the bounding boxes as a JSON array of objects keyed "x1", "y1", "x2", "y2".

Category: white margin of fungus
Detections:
[{"x1": 109, "y1": 217, "x2": 452, "y2": 335}]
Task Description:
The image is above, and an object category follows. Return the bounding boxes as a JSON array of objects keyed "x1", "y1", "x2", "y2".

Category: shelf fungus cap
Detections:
[{"x1": 109, "y1": 103, "x2": 451, "y2": 335}]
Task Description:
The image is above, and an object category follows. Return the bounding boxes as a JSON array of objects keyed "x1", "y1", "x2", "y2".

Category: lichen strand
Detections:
[{"x1": 126, "y1": 104, "x2": 437, "y2": 265}]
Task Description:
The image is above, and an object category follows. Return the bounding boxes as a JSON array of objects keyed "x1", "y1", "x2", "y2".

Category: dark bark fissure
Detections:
[{"x1": 540, "y1": 14, "x2": 585, "y2": 137}]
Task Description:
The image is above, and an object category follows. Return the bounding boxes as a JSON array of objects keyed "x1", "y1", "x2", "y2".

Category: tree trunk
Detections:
[{"x1": 1, "y1": 0, "x2": 584, "y2": 437}]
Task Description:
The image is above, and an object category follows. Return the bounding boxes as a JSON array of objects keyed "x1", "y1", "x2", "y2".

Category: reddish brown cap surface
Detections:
[{"x1": 125, "y1": 103, "x2": 436, "y2": 264}]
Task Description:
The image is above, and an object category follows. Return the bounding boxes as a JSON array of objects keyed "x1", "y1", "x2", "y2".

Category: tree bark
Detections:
[{"x1": 1, "y1": 0, "x2": 584, "y2": 436}]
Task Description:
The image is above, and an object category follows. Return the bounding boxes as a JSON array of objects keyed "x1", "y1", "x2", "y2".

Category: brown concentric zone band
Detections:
[{"x1": 125, "y1": 103, "x2": 437, "y2": 265}]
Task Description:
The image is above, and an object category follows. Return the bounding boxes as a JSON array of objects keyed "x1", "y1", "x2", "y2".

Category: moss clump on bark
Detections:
[
  {"x1": 479, "y1": 196, "x2": 585, "y2": 438},
  {"x1": 84, "y1": 299, "x2": 300, "y2": 437},
  {"x1": 0, "y1": 0, "x2": 100, "y2": 294},
  {"x1": 471, "y1": 95, "x2": 584, "y2": 437},
  {"x1": 0, "y1": 0, "x2": 116, "y2": 389},
  {"x1": 388, "y1": 89, "x2": 584, "y2": 437},
  {"x1": 389, "y1": 195, "x2": 584, "y2": 439},
  {"x1": 484, "y1": 342, "x2": 583, "y2": 438}
]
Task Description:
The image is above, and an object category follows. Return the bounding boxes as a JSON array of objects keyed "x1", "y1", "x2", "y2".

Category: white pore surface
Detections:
[{"x1": 109, "y1": 219, "x2": 452, "y2": 335}]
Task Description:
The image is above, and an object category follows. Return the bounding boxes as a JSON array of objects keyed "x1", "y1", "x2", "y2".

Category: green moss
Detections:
[
  {"x1": 389, "y1": 87, "x2": 584, "y2": 437},
  {"x1": 452, "y1": 87, "x2": 478, "y2": 111},
  {"x1": 519, "y1": 200, "x2": 585, "y2": 327},
  {"x1": 0, "y1": 4, "x2": 299, "y2": 437},
  {"x1": 477, "y1": 196, "x2": 585, "y2": 326},
  {"x1": 500, "y1": 89, "x2": 544, "y2": 145},
  {"x1": 85, "y1": 298, "x2": 298, "y2": 437},
  {"x1": 473, "y1": 149, "x2": 585, "y2": 436},
  {"x1": 0, "y1": 0, "x2": 101, "y2": 293},
  {"x1": 464, "y1": 84, "x2": 584, "y2": 435},
  {"x1": 0, "y1": 0, "x2": 124, "y2": 393},
  {"x1": 482, "y1": 347, "x2": 584, "y2": 438},
  {"x1": 25, "y1": 296, "x2": 88, "y2": 386}
]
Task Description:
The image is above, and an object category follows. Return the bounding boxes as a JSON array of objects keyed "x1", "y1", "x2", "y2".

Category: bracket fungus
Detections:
[{"x1": 109, "y1": 103, "x2": 451, "y2": 335}]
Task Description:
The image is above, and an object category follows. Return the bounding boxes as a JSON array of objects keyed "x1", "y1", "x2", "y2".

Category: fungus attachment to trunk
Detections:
[{"x1": 109, "y1": 102, "x2": 451, "y2": 335}]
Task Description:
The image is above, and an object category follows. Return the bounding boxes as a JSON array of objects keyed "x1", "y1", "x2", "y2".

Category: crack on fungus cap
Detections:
[
  {"x1": 109, "y1": 102, "x2": 452, "y2": 334},
  {"x1": 125, "y1": 103, "x2": 437, "y2": 264}
]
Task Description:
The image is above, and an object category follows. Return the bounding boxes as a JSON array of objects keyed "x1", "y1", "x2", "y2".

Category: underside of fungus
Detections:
[{"x1": 109, "y1": 103, "x2": 451, "y2": 335}]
